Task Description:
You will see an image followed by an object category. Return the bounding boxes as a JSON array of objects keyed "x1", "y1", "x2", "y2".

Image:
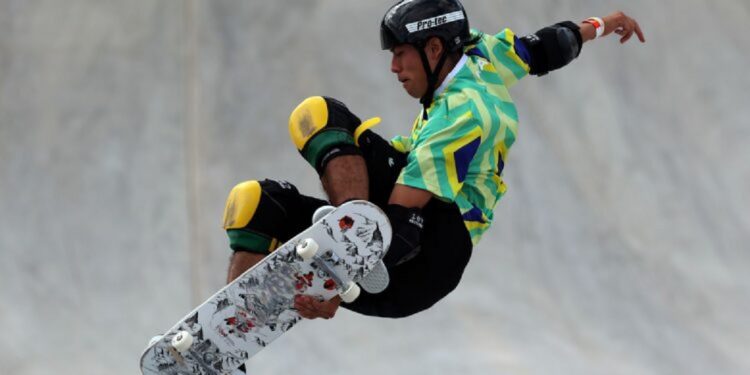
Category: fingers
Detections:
[
  {"x1": 604, "y1": 11, "x2": 645, "y2": 44},
  {"x1": 634, "y1": 20, "x2": 646, "y2": 42},
  {"x1": 620, "y1": 25, "x2": 634, "y2": 44},
  {"x1": 622, "y1": 17, "x2": 638, "y2": 44},
  {"x1": 620, "y1": 32, "x2": 633, "y2": 44},
  {"x1": 294, "y1": 295, "x2": 340, "y2": 320}
]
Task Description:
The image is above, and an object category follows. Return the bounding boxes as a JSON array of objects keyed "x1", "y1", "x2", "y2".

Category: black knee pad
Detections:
[
  {"x1": 222, "y1": 179, "x2": 300, "y2": 254},
  {"x1": 288, "y1": 96, "x2": 381, "y2": 175},
  {"x1": 356, "y1": 130, "x2": 408, "y2": 207}
]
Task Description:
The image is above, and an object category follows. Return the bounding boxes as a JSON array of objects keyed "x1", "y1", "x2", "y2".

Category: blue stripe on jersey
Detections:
[
  {"x1": 454, "y1": 136, "x2": 481, "y2": 182},
  {"x1": 462, "y1": 206, "x2": 486, "y2": 223},
  {"x1": 513, "y1": 36, "x2": 532, "y2": 65}
]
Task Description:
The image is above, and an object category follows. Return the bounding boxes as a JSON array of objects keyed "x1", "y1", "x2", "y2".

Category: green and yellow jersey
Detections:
[{"x1": 390, "y1": 28, "x2": 530, "y2": 245}]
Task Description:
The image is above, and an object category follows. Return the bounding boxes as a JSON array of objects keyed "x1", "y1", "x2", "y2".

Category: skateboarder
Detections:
[{"x1": 224, "y1": 0, "x2": 645, "y2": 321}]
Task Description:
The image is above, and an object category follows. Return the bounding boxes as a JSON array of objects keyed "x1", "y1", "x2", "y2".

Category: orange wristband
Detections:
[{"x1": 583, "y1": 17, "x2": 605, "y2": 38}]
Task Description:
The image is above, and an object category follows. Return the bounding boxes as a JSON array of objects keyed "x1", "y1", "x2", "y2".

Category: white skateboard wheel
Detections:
[
  {"x1": 296, "y1": 238, "x2": 319, "y2": 260},
  {"x1": 339, "y1": 281, "x2": 361, "y2": 303},
  {"x1": 171, "y1": 330, "x2": 194, "y2": 352},
  {"x1": 148, "y1": 335, "x2": 163, "y2": 347}
]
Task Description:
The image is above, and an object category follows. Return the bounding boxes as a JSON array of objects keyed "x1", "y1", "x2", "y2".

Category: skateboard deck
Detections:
[{"x1": 140, "y1": 200, "x2": 391, "y2": 374}]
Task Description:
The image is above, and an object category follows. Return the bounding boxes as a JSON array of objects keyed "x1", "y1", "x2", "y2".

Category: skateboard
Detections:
[{"x1": 140, "y1": 200, "x2": 391, "y2": 374}]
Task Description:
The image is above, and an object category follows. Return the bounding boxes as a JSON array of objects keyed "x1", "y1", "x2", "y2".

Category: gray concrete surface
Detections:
[{"x1": 1, "y1": 0, "x2": 748, "y2": 374}]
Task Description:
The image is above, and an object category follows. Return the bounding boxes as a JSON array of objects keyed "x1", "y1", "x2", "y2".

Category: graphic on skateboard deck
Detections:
[{"x1": 140, "y1": 200, "x2": 391, "y2": 374}]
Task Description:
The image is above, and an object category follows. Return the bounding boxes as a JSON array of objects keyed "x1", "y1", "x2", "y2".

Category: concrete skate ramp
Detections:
[{"x1": 1, "y1": 1, "x2": 748, "y2": 374}]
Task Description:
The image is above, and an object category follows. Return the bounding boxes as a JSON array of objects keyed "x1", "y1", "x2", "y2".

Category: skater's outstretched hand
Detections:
[
  {"x1": 580, "y1": 11, "x2": 645, "y2": 44},
  {"x1": 295, "y1": 295, "x2": 341, "y2": 320},
  {"x1": 602, "y1": 11, "x2": 645, "y2": 43}
]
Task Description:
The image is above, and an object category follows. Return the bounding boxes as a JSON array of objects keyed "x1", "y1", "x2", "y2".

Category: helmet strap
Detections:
[{"x1": 417, "y1": 43, "x2": 450, "y2": 120}]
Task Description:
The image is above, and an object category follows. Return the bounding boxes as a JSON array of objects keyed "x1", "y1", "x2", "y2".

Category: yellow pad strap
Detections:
[
  {"x1": 222, "y1": 180, "x2": 262, "y2": 229},
  {"x1": 354, "y1": 117, "x2": 381, "y2": 146}
]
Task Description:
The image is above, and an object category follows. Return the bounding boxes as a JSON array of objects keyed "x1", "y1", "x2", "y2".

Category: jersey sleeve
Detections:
[
  {"x1": 396, "y1": 104, "x2": 483, "y2": 202},
  {"x1": 469, "y1": 28, "x2": 530, "y2": 88}
]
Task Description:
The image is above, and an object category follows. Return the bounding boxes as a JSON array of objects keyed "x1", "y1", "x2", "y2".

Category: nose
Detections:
[{"x1": 390, "y1": 55, "x2": 400, "y2": 74}]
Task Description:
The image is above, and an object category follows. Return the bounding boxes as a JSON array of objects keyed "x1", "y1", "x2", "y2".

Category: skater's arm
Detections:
[
  {"x1": 376, "y1": 184, "x2": 432, "y2": 267},
  {"x1": 293, "y1": 186, "x2": 433, "y2": 319},
  {"x1": 518, "y1": 11, "x2": 644, "y2": 76},
  {"x1": 388, "y1": 184, "x2": 432, "y2": 208},
  {"x1": 578, "y1": 11, "x2": 645, "y2": 44}
]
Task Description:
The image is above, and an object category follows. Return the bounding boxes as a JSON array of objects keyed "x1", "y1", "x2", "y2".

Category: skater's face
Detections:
[
  {"x1": 390, "y1": 44, "x2": 428, "y2": 99},
  {"x1": 389, "y1": 37, "x2": 446, "y2": 99}
]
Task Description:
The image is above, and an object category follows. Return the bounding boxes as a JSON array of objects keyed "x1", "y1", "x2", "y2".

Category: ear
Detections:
[{"x1": 425, "y1": 37, "x2": 445, "y2": 61}]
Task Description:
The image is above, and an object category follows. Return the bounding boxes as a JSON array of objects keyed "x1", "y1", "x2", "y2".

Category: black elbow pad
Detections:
[{"x1": 520, "y1": 21, "x2": 582, "y2": 76}]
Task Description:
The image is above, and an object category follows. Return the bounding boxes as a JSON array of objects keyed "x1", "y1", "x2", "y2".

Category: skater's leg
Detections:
[
  {"x1": 222, "y1": 179, "x2": 327, "y2": 281},
  {"x1": 320, "y1": 155, "x2": 369, "y2": 205},
  {"x1": 288, "y1": 96, "x2": 382, "y2": 205},
  {"x1": 227, "y1": 252, "x2": 265, "y2": 283}
]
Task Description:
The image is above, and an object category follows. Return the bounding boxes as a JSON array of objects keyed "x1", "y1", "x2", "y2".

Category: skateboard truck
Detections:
[{"x1": 296, "y1": 238, "x2": 361, "y2": 303}]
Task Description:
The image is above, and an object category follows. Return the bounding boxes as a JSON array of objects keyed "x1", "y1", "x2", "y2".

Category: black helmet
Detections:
[
  {"x1": 380, "y1": 0, "x2": 471, "y2": 52},
  {"x1": 380, "y1": 0, "x2": 471, "y2": 117}
]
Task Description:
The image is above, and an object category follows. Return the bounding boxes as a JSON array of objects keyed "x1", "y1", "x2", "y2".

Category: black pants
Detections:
[{"x1": 259, "y1": 130, "x2": 473, "y2": 318}]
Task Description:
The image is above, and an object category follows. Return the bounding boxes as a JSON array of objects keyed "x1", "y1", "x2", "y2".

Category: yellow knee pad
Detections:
[
  {"x1": 223, "y1": 180, "x2": 279, "y2": 253},
  {"x1": 288, "y1": 96, "x2": 330, "y2": 152},
  {"x1": 288, "y1": 96, "x2": 381, "y2": 174},
  {"x1": 223, "y1": 180, "x2": 262, "y2": 230}
]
